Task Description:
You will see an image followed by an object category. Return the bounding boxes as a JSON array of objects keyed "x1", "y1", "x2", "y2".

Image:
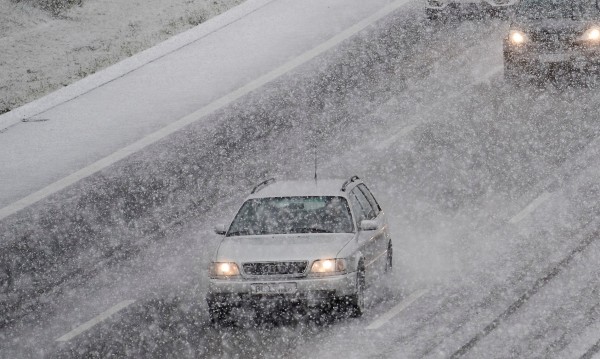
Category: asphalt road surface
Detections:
[{"x1": 3, "y1": 3, "x2": 600, "y2": 358}]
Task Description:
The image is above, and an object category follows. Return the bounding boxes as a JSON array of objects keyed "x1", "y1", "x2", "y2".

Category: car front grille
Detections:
[
  {"x1": 243, "y1": 261, "x2": 308, "y2": 276},
  {"x1": 530, "y1": 30, "x2": 577, "y2": 49}
]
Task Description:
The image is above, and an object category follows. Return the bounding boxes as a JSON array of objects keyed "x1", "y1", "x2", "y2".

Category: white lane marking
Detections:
[
  {"x1": 508, "y1": 192, "x2": 552, "y2": 224},
  {"x1": 556, "y1": 318, "x2": 600, "y2": 358},
  {"x1": 366, "y1": 289, "x2": 427, "y2": 330},
  {"x1": 0, "y1": 0, "x2": 410, "y2": 222},
  {"x1": 55, "y1": 300, "x2": 135, "y2": 342}
]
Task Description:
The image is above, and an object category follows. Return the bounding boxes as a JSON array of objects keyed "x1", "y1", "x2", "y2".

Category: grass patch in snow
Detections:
[
  {"x1": 10, "y1": 0, "x2": 82, "y2": 16},
  {"x1": 0, "y1": 0, "x2": 245, "y2": 113}
]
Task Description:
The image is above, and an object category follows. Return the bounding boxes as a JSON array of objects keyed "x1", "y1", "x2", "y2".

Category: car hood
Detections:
[{"x1": 215, "y1": 233, "x2": 355, "y2": 263}]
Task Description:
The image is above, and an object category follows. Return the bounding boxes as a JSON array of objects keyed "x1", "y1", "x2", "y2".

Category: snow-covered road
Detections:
[
  {"x1": 3, "y1": 1, "x2": 600, "y2": 358},
  {"x1": 0, "y1": 0, "x2": 401, "y2": 212}
]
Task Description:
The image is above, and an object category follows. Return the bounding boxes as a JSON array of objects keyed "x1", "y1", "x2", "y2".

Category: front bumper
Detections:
[
  {"x1": 207, "y1": 272, "x2": 357, "y2": 307},
  {"x1": 504, "y1": 42, "x2": 600, "y2": 69}
]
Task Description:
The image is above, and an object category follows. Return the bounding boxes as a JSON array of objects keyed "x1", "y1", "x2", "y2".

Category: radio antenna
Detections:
[{"x1": 314, "y1": 143, "x2": 318, "y2": 184}]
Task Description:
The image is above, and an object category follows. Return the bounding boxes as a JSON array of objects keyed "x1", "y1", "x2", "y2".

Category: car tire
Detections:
[
  {"x1": 348, "y1": 267, "x2": 365, "y2": 317},
  {"x1": 385, "y1": 241, "x2": 393, "y2": 274},
  {"x1": 207, "y1": 301, "x2": 230, "y2": 326}
]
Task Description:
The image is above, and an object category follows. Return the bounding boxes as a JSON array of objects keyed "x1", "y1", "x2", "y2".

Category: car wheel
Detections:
[
  {"x1": 207, "y1": 301, "x2": 230, "y2": 326},
  {"x1": 348, "y1": 268, "x2": 365, "y2": 317},
  {"x1": 504, "y1": 59, "x2": 523, "y2": 86},
  {"x1": 385, "y1": 241, "x2": 393, "y2": 274}
]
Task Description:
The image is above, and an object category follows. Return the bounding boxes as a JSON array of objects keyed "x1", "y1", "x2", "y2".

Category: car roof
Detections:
[{"x1": 247, "y1": 178, "x2": 360, "y2": 199}]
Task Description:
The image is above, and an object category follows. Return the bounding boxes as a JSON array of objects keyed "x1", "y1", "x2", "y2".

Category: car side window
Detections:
[
  {"x1": 351, "y1": 187, "x2": 376, "y2": 220},
  {"x1": 358, "y1": 184, "x2": 381, "y2": 216},
  {"x1": 347, "y1": 191, "x2": 366, "y2": 227}
]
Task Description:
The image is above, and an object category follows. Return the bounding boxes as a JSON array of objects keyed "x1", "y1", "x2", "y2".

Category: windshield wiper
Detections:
[{"x1": 289, "y1": 227, "x2": 333, "y2": 233}]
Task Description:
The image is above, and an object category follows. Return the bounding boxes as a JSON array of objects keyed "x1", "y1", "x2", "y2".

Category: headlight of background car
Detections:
[
  {"x1": 310, "y1": 259, "x2": 346, "y2": 276},
  {"x1": 210, "y1": 262, "x2": 240, "y2": 278},
  {"x1": 508, "y1": 30, "x2": 527, "y2": 45},
  {"x1": 579, "y1": 27, "x2": 600, "y2": 42}
]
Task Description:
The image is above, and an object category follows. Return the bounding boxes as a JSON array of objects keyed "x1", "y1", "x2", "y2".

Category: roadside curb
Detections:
[{"x1": 0, "y1": 0, "x2": 276, "y2": 131}]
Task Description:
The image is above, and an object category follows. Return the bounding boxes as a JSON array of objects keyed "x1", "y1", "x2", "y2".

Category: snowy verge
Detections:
[{"x1": 0, "y1": 0, "x2": 273, "y2": 131}]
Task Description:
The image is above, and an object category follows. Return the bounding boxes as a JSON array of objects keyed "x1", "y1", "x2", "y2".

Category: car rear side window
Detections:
[
  {"x1": 357, "y1": 184, "x2": 381, "y2": 216},
  {"x1": 350, "y1": 188, "x2": 376, "y2": 221},
  {"x1": 348, "y1": 192, "x2": 365, "y2": 227}
]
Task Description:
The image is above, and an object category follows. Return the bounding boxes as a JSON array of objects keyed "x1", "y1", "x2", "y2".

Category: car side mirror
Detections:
[
  {"x1": 360, "y1": 220, "x2": 378, "y2": 231},
  {"x1": 214, "y1": 224, "x2": 227, "y2": 235}
]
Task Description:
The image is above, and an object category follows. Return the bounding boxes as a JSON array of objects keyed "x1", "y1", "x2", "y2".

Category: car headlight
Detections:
[
  {"x1": 210, "y1": 262, "x2": 240, "y2": 278},
  {"x1": 579, "y1": 27, "x2": 600, "y2": 42},
  {"x1": 309, "y1": 259, "x2": 346, "y2": 276},
  {"x1": 508, "y1": 30, "x2": 527, "y2": 45}
]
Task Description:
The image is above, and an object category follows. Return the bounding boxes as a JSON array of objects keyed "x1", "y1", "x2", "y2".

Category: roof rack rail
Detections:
[
  {"x1": 251, "y1": 178, "x2": 276, "y2": 194},
  {"x1": 341, "y1": 175, "x2": 360, "y2": 192}
]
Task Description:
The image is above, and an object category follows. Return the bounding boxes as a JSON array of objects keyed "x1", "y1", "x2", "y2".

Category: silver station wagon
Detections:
[{"x1": 206, "y1": 176, "x2": 393, "y2": 323}]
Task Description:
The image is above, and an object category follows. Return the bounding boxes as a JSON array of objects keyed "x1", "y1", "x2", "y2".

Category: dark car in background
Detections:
[
  {"x1": 426, "y1": 0, "x2": 517, "y2": 20},
  {"x1": 504, "y1": 0, "x2": 600, "y2": 83}
]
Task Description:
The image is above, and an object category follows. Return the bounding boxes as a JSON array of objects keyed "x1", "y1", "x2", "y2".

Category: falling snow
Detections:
[{"x1": 2, "y1": 0, "x2": 600, "y2": 358}]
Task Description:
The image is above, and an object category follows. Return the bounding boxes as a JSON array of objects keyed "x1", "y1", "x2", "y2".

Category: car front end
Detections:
[
  {"x1": 207, "y1": 257, "x2": 359, "y2": 309},
  {"x1": 504, "y1": 24, "x2": 600, "y2": 70},
  {"x1": 504, "y1": 0, "x2": 600, "y2": 81},
  {"x1": 205, "y1": 182, "x2": 376, "y2": 322}
]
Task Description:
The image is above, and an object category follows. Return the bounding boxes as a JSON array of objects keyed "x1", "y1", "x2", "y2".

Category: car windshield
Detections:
[
  {"x1": 516, "y1": 0, "x2": 600, "y2": 20},
  {"x1": 227, "y1": 196, "x2": 354, "y2": 236}
]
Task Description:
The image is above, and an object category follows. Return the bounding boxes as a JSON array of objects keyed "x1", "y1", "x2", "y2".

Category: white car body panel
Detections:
[{"x1": 215, "y1": 233, "x2": 355, "y2": 264}]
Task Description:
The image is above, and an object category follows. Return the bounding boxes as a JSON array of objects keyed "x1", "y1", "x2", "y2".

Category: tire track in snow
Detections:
[
  {"x1": 581, "y1": 341, "x2": 600, "y2": 359},
  {"x1": 450, "y1": 231, "x2": 600, "y2": 358}
]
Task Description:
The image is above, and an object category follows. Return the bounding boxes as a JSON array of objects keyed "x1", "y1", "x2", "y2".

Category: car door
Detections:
[
  {"x1": 348, "y1": 186, "x2": 384, "y2": 279},
  {"x1": 357, "y1": 183, "x2": 388, "y2": 266}
]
